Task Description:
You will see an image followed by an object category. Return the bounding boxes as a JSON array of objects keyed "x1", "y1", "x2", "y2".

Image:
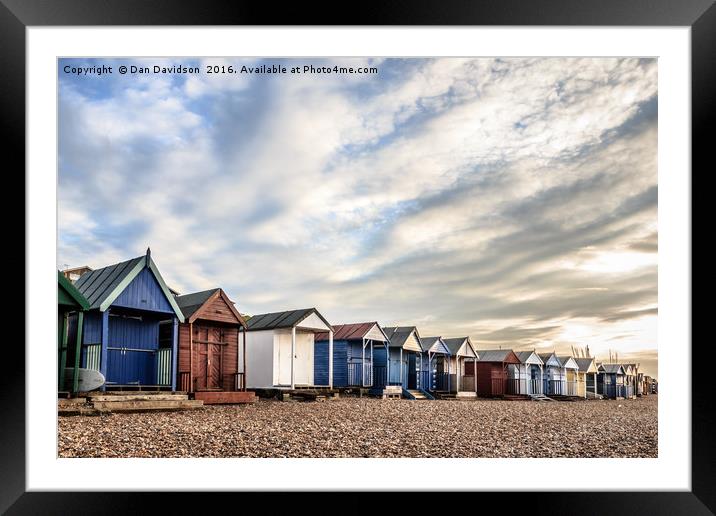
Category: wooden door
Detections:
[{"x1": 194, "y1": 325, "x2": 224, "y2": 390}]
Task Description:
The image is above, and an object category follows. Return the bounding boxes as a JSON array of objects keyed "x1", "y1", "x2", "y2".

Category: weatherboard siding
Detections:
[
  {"x1": 315, "y1": 340, "x2": 347, "y2": 386},
  {"x1": 111, "y1": 267, "x2": 174, "y2": 313}
]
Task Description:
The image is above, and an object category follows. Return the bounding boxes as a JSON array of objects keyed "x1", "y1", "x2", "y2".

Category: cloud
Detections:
[{"x1": 58, "y1": 57, "x2": 658, "y2": 370}]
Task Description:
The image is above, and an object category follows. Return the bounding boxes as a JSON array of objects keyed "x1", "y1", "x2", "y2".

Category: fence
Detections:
[
  {"x1": 84, "y1": 344, "x2": 101, "y2": 370},
  {"x1": 433, "y1": 372, "x2": 450, "y2": 391},
  {"x1": 544, "y1": 379, "x2": 565, "y2": 395},
  {"x1": 156, "y1": 348, "x2": 172, "y2": 386},
  {"x1": 347, "y1": 361, "x2": 373, "y2": 387}
]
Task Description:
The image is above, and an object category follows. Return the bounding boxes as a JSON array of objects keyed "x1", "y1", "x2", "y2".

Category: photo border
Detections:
[{"x1": 4, "y1": 0, "x2": 712, "y2": 512}]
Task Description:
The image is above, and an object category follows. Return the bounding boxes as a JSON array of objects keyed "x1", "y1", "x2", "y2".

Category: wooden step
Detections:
[
  {"x1": 89, "y1": 394, "x2": 189, "y2": 402},
  {"x1": 193, "y1": 391, "x2": 257, "y2": 404},
  {"x1": 91, "y1": 400, "x2": 204, "y2": 412}
]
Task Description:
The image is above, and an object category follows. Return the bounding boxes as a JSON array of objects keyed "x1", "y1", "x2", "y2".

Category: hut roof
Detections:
[
  {"x1": 557, "y1": 356, "x2": 580, "y2": 370},
  {"x1": 443, "y1": 337, "x2": 476, "y2": 357},
  {"x1": 58, "y1": 270, "x2": 90, "y2": 310},
  {"x1": 382, "y1": 326, "x2": 421, "y2": 348},
  {"x1": 73, "y1": 250, "x2": 184, "y2": 321},
  {"x1": 420, "y1": 336, "x2": 450, "y2": 354},
  {"x1": 476, "y1": 349, "x2": 520, "y2": 364},
  {"x1": 175, "y1": 288, "x2": 220, "y2": 317},
  {"x1": 574, "y1": 357, "x2": 597, "y2": 373},
  {"x1": 246, "y1": 307, "x2": 332, "y2": 331},
  {"x1": 315, "y1": 322, "x2": 389, "y2": 342},
  {"x1": 599, "y1": 363, "x2": 626, "y2": 374},
  {"x1": 515, "y1": 351, "x2": 544, "y2": 365},
  {"x1": 175, "y1": 288, "x2": 247, "y2": 326}
]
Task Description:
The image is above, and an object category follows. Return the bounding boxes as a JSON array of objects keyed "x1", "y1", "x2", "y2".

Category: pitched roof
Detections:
[
  {"x1": 476, "y1": 349, "x2": 520, "y2": 363},
  {"x1": 175, "y1": 288, "x2": 220, "y2": 318},
  {"x1": 58, "y1": 271, "x2": 90, "y2": 310},
  {"x1": 557, "y1": 356, "x2": 579, "y2": 369},
  {"x1": 74, "y1": 256, "x2": 144, "y2": 309},
  {"x1": 574, "y1": 357, "x2": 596, "y2": 372},
  {"x1": 443, "y1": 337, "x2": 470, "y2": 355},
  {"x1": 73, "y1": 250, "x2": 185, "y2": 321},
  {"x1": 174, "y1": 288, "x2": 247, "y2": 326},
  {"x1": 420, "y1": 336, "x2": 450, "y2": 354},
  {"x1": 599, "y1": 363, "x2": 625, "y2": 374},
  {"x1": 382, "y1": 326, "x2": 420, "y2": 348},
  {"x1": 515, "y1": 351, "x2": 543, "y2": 365},
  {"x1": 314, "y1": 322, "x2": 388, "y2": 342},
  {"x1": 246, "y1": 308, "x2": 331, "y2": 331}
]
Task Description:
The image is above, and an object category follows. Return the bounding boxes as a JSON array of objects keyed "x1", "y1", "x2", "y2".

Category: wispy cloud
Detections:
[{"x1": 58, "y1": 57, "x2": 659, "y2": 376}]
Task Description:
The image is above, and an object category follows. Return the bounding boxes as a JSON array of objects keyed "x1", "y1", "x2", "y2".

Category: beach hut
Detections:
[
  {"x1": 538, "y1": 352, "x2": 566, "y2": 395},
  {"x1": 243, "y1": 308, "x2": 333, "y2": 389},
  {"x1": 313, "y1": 322, "x2": 390, "y2": 388},
  {"x1": 574, "y1": 357, "x2": 599, "y2": 398},
  {"x1": 419, "y1": 336, "x2": 452, "y2": 392},
  {"x1": 597, "y1": 363, "x2": 627, "y2": 399},
  {"x1": 557, "y1": 356, "x2": 580, "y2": 396},
  {"x1": 174, "y1": 288, "x2": 255, "y2": 403},
  {"x1": 379, "y1": 326, "x2": 427, "y2": 393},
  {"x1": 58, "y1": 271, "x2": 90, "y2": 394},
  {"x1": 442, "y1": 337, "x2": 478, "y2": 397},
  {"x1": 623, "y1": 363, "x2": 639, "y2": 398},
  {"x1": 72, "y1": 249, "x2": 185, "y2": 391},
  {"x1": 510, "y1": 351, "x2": 544, "y2": 395},
  {"x1": 474, "y1": 349, "x2": 521, "y2": 397}
]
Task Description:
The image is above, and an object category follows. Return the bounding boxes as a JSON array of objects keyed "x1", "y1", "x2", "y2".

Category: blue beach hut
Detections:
[
  {"x1": 314, "y1": 322, "x2": 390, "y2": 388},
  {"x1": 72, "y1": 249, "x2": 185, "y2": 391}
]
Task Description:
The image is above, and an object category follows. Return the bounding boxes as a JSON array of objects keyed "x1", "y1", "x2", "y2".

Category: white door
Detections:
[
  {"x1": 294, "y1": 333, "x2": 314, "y2": 385},
  {"x1": 277, "y1": 333, "x2": 292, "y2": 385}
]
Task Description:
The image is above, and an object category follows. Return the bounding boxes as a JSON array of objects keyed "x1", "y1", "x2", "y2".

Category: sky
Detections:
[{"x1": 58, "y1": 57, "x2": 658, "y2": 377}]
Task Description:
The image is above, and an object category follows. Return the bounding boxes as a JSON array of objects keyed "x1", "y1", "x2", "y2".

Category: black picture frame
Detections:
[{"x1": 4, "y1": 0, "x2": 712, "y2": 513}]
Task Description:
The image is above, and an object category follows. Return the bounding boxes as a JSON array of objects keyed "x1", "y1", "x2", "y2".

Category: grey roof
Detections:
[
  {"x1": 74, "y1": 256, "x2": 144, "y2": 309},
  {"x1": 599, "y1": 364, "x2": 625, "y2": 374},
  {"x1": 557, "y1": 356, "x2": 578, "y2": 368},
  {"x1": 382, "y1": 326, "x2": 419, "y2": 348},
  {"x1": 476, "y1": 349, "x2": 516, "y2": 362},
  {"x1": 443, "y1": 337, "x2": 469, "y2": 355},
  {"x1": 537, "y1": 352, "x2": 558, "y2": 364},
  {"x1": 246, "y1": 308, "x2": 330, "y2": 331},
  {"x1": 174, "y1": 288, "x2": 220, "y2": 318},
  {"x1": 516, "y1": 351, "x2": 539, "y2": 363},
  {"x1": 574, "y1": 358, "x2": 596, "y2": 372}
]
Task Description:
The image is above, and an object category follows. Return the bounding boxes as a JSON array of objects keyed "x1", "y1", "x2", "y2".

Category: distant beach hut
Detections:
[
  {"x1": 313, "y1": 322, "x2": 390, "y2": 388},
  {"x1": 623, "y1": 363, "x2": 639, "y2": 398},
  {"x1": 474, "y1": 349, "x2": 521, "y2": 397},
  {"x1": 58, "y1": 271, "x2": 90, "y2": 394},
  {"x1": 538, "y1": 352, "x2": 566, "y2": 395},
  {"x1": 557, "y1": 356, "x2": 580, "y2": 396},
  {"x1": 419, "y1": 336, "x2": 452, "y2": 392},
  {"x1": 72, "y1": 249, "x2": 185, "y2": 391},
  {"x1": 510, "y1": 351, "x2": 545, "y2": 395},
  {"x1": 243, "y1": 308, "x2": 333, "y2": 389},
  {"x1": 174, "y1": 288, "x2": 255, "y2": 404},
  {"x1": 574, "y1": 357, "x2": 599, "y2": 398},
  {"x1": 380, "y1": 326, "x2": 430, "y2": 395},
  {"x1": 597, "y1": 363, "x2": 627, "y2": 399},
  {"x1": 442, "y1": 337, "x2": 479, "y2": 397}
]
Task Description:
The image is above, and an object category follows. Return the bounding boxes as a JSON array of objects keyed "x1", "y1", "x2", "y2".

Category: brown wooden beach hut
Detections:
[
  {"x1": 175, "y1": 288, "x2": 255, "y2": 404},
  {"x1": 474, "y1": 349, "x2": 521, "y2": 397}
]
